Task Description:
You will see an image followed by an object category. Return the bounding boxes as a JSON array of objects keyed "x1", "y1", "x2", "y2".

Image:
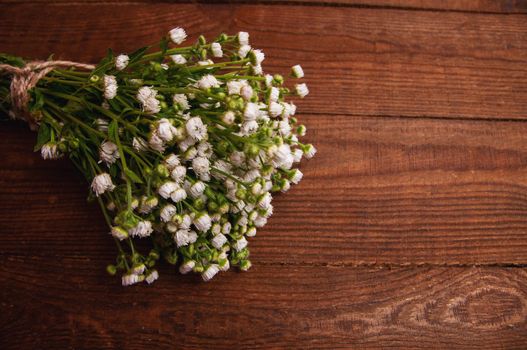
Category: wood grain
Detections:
[
  {"x1": 1, "y1": 1, "x2": 527, "y2": 349},
  {"x1": 2, "y1": 115, "x2": 527, "y2": 265},
  {"x1": 1, "y1": 0, "x2": 526, "y2": 14},
  {"x1": 1, "y1": 254, "x2": 526, "y2": 349},
  {"x1": 0, "y1": 3, "x2": 525, "y2": 119},
  {"x1": 263, "y1": 0, "x2": 527, "y2": 13}
]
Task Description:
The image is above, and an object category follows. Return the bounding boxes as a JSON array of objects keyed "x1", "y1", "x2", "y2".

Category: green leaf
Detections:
[
  {"x1": 33, "y1": 123, "x2": 51, "y2": 151},
  {"x1": 63, "y1": 99, "x2": 84, "y2": 114},
  {"x1": 129, "y1": 46, "x2": 149, "y2": 64},
  {"x1": 124, "y1": 168, "x2": 143, "y2": 184},
  {"x1": 0, "y1": 53, "x2": 25, "y2": 67},
  {"x1": 160, "y1": 37, "x2": 169, "y2": 56},
  {"x1": 107, "y1": 120, "x2": 118, "y2": 142},
  {"x1": 109, "y1": 164, "x2": 117, "y2": 178},
  {"x1": 29, "y1": 89, "x2": 45, "y2": 113},
  {"x1": 107, "y1": 98, "x2": 122, "y2": 112},
  {"x1": 92, "y1": 48, "x2": 114, "y2": 76}
]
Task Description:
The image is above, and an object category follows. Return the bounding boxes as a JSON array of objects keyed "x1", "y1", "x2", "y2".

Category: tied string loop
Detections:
[{"x1": 0, "y1": 60, "x2": 95, "y2": 130}]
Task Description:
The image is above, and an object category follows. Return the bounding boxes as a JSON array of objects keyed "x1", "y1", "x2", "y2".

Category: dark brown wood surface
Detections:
[{"x1": 0, "y1": 2, "x2": 526, "y2": 349}]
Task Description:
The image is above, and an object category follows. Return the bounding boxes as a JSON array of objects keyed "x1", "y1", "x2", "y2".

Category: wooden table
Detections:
[{"x1": 0, "y1": 1, "x2": 526, "y2": 349}]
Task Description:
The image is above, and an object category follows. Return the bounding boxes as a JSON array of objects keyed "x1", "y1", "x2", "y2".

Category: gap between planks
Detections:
[{"x1": 0, "y1": 1, "x2": 526, "y2": 15}]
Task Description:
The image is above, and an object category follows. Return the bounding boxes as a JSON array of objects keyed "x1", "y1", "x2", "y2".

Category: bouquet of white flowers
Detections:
[{"x1": 0, "y1": 28, "x2": 315, "y2": 285}]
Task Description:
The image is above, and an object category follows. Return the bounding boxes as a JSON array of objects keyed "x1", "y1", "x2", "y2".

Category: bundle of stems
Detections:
[{"x1": 0, "y1": 28, "x2": 315, "y2": 285}]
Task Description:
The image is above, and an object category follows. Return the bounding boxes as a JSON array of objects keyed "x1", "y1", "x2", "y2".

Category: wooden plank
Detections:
[
  {"x1": 0, "y1": 256, "x2": 526, "y2": 349},
  {"x1": 2, "y1": 115, "x2": 527, "y2": 265},
  {"x1": 263, "y1": 0, "x2": 527, "y2": 13},
  {"x1": 1, "y1": 0, "x2": 526, "y2": 14},
  {"x1": 0, "y1": 3, "x2": 525, "y2": 119}
]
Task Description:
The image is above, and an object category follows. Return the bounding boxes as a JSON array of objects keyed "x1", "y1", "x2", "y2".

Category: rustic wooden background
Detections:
[{"x1": 1, "y1": 1, "x2": 527, "y2": 349}]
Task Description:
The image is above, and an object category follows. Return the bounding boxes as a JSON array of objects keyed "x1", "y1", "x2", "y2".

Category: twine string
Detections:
[{"x1": 0, "y1": 60, "x2": 95, "y2": 130}]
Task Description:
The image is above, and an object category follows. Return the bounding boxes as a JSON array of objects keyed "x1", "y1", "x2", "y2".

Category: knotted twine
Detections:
[{"x1": 0, "y1": 60, "x2": 95, "y2": 130}]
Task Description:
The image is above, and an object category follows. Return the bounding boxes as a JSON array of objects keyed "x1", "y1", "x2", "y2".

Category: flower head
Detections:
[
  {"x1": 192, "y1": 156, "x2": 210, "y2": 176},
  {"x1": 173, "y1": 94, "x2": 189, "y2": 110},
  {"x1": 110, "y1": 226, "x2": 128, "y2": 241},
  {"x1": 91, "y1": 173, "x2": 115, "y2": 196},
  {"x1": 137, "y1": 86, "x2": 160, "y2": 114},
  {"x1": 186, "y1": 117, "x2": 207, "y2": 141},
  {"x1": 291, "y1": 64, "x2": 304, "y2": 78},
  {"x1": 171, "y1": 54, "x2": 187, "y2": 64},
  {"x1": 174, "y1": 229, "x2": 197, "y2": 247},
  {"x1": 128, "y1": 221, "x2": 153, "y2": 238},
  {"x1": 41, "y1": 143, "x2": 61, "y2": 160},
  {"x1": 158, "y1": 181, "x2": 179, "y2": 199},
  {"x1": 193, "y1": 213, "x2": 212, "y2": 232},
  {"x1": 295, "y1": 83, "x2": 309, "y2": 98},
  {"x1": 212, "y1": 233, "x2": 228, "y2": 249},
  {"x1": 99, "y1": 140, "x2": 120, "y2": 164},
  {"x1": 179, "y1": 260, "x2": 196, "y2": 274},
  {"x1": 189, "y1": 181, "x2": 206, "y2": 198},
  {"x1": 201, "y1": 264, "x2": 220, "y2": 281},
  {"x1": 169, "y1": 27, "x2": 187, "y2": 44},
  {"x1": 238, "y1": 31, "x2": 249, "y2": 45},
  {"x1": 103, "y1": 75, "x2": 117, "y2": 100},
  {"x1": 122, "y1": 273, "x2": 140, "y2": 286},
  {"x1": 145, "y1": 270, "x2": 159, "y2": 284},
  {"x1": 115, "y1": 54, "x2": 129, "y2": 71},
  {"x1": 160, "y1": 204, "x2": 177, "y2": 223},
  {"x1": 233, "y1": 237, "x2": 248, "y2": 251},
  {"x1": 211, "y1": 42, "x2": 223, "y2": 58},
  {"x1": 156, "y1": 118, "x2": 178, "y2": 142},
  {"x1": 197, "y1": 74, "x2": 220, "y2": 90}
]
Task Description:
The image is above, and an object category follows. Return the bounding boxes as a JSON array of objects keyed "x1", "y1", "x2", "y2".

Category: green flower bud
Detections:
[
  {"x1": 204, "y1": 187, "x2": 216, "y2": 199},
  {"x1": 148, "y1": 250, "x2": 160, "y2": 261},
  {"x1": 171, "y1": 214, "x2": 183, "y2": 225},
  {"x1": 106, "y1": 264, "x2": 117, "y2": 276},
  {"x1": 271, "y1": 183, "x2": 281, "y2": 192},
  {"x1": 156, "y1": 164, "x2": 170, "y2": 178},
  {"x1": 216, "y1": 92, "x2": 226, "y2": 100},
  {"x1": 164, "y1": 251, "x2": 178, "y2": 265},
  {"x1": 200, "y1": 48, "x2": 208, "y2": 60},
  {"x1": 160, "y1": 101, "x2": 168, "y2": 109},
  {"x1": 152, "y1": 62, "x2": 163, "y2": 72},
  {"x1": 193, "y1": 197, "x2": 205, "y2": 210},
  {"x1": 235, "y1": 188, "x2": 246, "y2": 200},
  {"x1": 175, "y1": 126, "x2": 186, "y2": 141},
  {"x1": 58, "y1": 142, "x2": 68, "y2": 152},
  {"x1": 68, "y1": 138, "x2": 80, "y2": 150},
  {"x1": 219, "y1": 203, "x2": 230, "y2": 214},
  {"x1": 273, "y1": 74, "x2": 284, "y2": 85},
  {"x1": 198, "y1": 35, "x2": 207, "y2": 45},
  {"x1": 261, "y1": 164, "x2": 274, "y2": 176},
  {"x1": 237, "y1": 249, "x2": 250, "y2": 260},
  {"x1": 90, "y1": 75, "x2": 100, "y2": 83},
  {"x1": 246, "y1": 144, "x2": 259, "y2": 156},
  {"x1": 296, "y1": 124, "x2": 306, "y2": 136},
  {"x1": 217, "y1": 140, "x2": 230, "y2": 153},
  {"x1": 245, "y1": 194, "x2": 256, "y2": 204},
  {"x1": 208, "y1": 201, "x2": 219, "y2": 212},
  {"x1": 240, "y1": 259, "x2": 252, "y2": 271},
  {"x1": 236, "y1": 98, "x2": 245, "y2": 110}
]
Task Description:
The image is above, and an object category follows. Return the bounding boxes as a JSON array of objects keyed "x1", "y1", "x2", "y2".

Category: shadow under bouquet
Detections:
[{"x1": 0, "y1": 28, "x2": 315, "y2": 285}]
